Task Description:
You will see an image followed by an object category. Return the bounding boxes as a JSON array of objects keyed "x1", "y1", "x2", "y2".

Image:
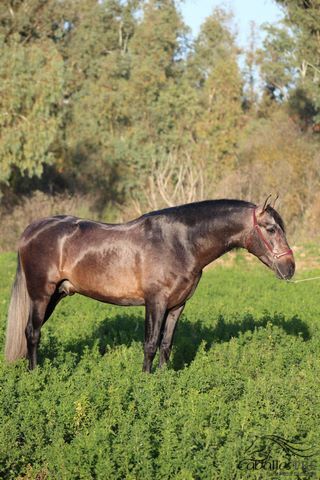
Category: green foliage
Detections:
[
  {"x1": 120, "y1": 0, "x2": 192, "y2": 188},
  {"x1": 187, "y1": 9, "x2": 243, "y2": 180},
  {"x1": 258, "y1": 24, "x2": 296, "y2": 100},
  {"x1": 0, "y1": 37, "x2": 64, "y2": 183},
  {"x1": 0, "y1": 1, "x2": 245, "y2": 208},
  {"x1": 265, "y1": 0, "x2": 320, "y2": 121},
  {"x1": 0, "y1": 0, "x2": 319, "y2": 242},
  {"x1": 237, "y1": 107, "x2": 320, "y2": 235},
  {"x1": 0, "y1": 252, "x2": 320, "y2": 479}
]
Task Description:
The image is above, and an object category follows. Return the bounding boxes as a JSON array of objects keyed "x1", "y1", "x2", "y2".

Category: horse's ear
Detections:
[
  {"x1": 261, "y1": 194, "x2": 272, "y2": 213},
  {"x1": 271, "y1": 193, "x2": 279, "y2": 209}
]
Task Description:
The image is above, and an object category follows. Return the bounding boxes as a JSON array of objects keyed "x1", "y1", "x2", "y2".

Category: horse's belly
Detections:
[
  {"x1": 80, "y1": 289, "x2": 145, "y2": 306},
  {"x1": 69, "y1": 264, "x2": 145, "y2": 306}
]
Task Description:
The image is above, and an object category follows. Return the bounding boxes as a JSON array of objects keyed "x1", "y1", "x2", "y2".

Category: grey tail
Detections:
[{"x1": 4, "y1": 256, "x2": 30, "y2": 362}]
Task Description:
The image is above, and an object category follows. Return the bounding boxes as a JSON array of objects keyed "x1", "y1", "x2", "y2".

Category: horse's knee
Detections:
[{"x1": 144, "y1": 341, "x2": 158, "y2": 357}]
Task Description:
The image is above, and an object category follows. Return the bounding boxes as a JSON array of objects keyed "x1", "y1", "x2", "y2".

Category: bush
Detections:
[
  {"x1": 0, "y1": 192, "x2": 97, "y2": 252},
  {"x1": 0, "y1": 253, "x2": 319, "y2": 479}
]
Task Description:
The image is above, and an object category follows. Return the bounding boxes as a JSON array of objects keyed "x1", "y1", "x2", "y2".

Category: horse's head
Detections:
[{"x1": 245, "y1": 197, "x2": 295, "y2": 280}]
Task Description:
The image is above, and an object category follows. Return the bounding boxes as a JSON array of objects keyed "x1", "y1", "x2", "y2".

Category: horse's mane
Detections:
[
  {"x1": 140, "y1": 199, "x2": 287, "y2": 232},
  {"x1": 266, "y1": 205, "x2": 286, "y2": 232},
  {"x1": 142, "y1": 199, "x2": 255, "y2": 219}
]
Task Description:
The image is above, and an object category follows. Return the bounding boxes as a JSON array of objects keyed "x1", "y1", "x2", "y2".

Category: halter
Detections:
[{"x1": 247, "y1": 208, "x2": 293, "y2": 259}]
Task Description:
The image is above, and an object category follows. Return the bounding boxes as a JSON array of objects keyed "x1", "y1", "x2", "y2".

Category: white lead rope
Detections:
[
  {"x1": 287, "y1": 276, "x2": 320, "y2": 284},
  {"x1": 271, "y1": 258, "x2": 320, "y2": 284}
]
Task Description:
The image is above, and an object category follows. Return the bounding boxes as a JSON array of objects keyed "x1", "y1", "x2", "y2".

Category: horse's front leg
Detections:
[
  {"x1": 159, "y1": 303, "x2": 185, "y2": 368},
  {"x1": 142, "y1": 296, "x2": 167, "y2": 373}
]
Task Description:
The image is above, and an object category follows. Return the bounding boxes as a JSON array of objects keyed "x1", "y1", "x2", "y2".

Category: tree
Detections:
[
  {"x1": 265, "y1": 0, "x2": 320, "y2": 123},
  {"x1": 187, "y1": 9, "x2": 243, "y2": 184},
  {"x1": 0, "y1": 0, "x2": 75, "y2": 192},
  {"x1": 119, "y1": 0, "x2": 192, "y2": 202},
  {"x1": 242, "y1": 21, "x2": 259, "y2": 111},
  {"x1": 60, "y1": 0, "x2": 143, "y2": 206},
  {"x1": 258, "y1": 24, "x2": 296, "y2": 101},
  {"x1": 0, "y1": 0, "x2": 68, "y2": 45},
  {"x1": 127, "y1": 6, "x2": 244, "y2": 213},
  {"x1": 0, "y1": 37, "x2": 64, "y2": 184},
  {"x1": 126, "y1": 0, "x2": 189, "y2": 145}
]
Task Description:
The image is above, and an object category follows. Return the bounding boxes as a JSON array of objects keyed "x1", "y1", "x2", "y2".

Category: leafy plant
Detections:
[{"x1": 0, "y1": 252, "x2": 319, "y2": 479}]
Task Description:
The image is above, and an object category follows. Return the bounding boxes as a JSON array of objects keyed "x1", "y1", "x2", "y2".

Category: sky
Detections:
[{"x1": 180, "y1": 0, "x2": 284, "y2": 47}]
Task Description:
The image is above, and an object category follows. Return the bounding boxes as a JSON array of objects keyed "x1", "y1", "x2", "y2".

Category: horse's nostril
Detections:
[
  {"x1": 277, "y1": 260, "x2": 295, "y2": 280},
  {"x1": 287, "y1": 263, "x2": 295, "y2": 279}
]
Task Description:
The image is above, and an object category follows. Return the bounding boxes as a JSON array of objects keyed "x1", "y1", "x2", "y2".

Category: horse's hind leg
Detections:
[
  {"x1": 43, "y1": 288, "x2": 65, "y2": 324},
  {"x1": 26, "y1": 297, "x2": 51, "y2": 370},
  {"x1": 159, "y1": 304, "x2": 185, "y2": 368},
  {"x1": 27, "y1": 281, "x2": 76, "y2": 369},
  {"x1": 43, "y1": 280, "x2": 76, "y2": 324}
]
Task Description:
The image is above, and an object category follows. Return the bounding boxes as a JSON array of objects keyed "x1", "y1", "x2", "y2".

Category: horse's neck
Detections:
[{"x1": 190, "y1": 207, "x2": 249, "y2": 268}]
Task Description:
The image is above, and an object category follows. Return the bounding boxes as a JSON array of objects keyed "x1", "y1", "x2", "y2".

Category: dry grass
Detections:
[{"x1": 0, "y1": 191, "x2": 97, "y2": 252}]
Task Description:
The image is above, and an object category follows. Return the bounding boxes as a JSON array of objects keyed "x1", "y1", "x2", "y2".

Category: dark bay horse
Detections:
[{"x1": 5, "y1": 198, "x2": 295, "y2": 372}]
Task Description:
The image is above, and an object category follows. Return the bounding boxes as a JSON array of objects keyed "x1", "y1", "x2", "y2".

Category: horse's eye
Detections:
[{"x1": 266, "y1": 226, "x2": 276, "y2": 234}]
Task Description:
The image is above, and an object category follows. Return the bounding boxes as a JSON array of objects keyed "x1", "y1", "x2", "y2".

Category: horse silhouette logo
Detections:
[{"x1": 238, "y1": 434, "x2": 318, "y2": 473}]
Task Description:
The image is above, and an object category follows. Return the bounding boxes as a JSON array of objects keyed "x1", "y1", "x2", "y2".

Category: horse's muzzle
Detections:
[{"x1": 275, "y1": 256, "x2": 295, "y2": 280}]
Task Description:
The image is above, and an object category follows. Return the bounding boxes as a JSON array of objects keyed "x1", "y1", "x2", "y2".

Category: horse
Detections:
[{"x1": 5, "y1": 197, "x2": 295, "y2": 372}]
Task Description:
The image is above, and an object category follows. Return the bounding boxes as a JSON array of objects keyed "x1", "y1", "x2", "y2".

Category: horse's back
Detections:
[
  {"x1": 20, "y1": 215, "x2": 78, "y2": 244},
  {"x1": 18, "y1": 214, "x2": 142, "y2": 288}
]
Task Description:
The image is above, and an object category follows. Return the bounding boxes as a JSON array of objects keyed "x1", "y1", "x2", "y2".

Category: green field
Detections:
[{"x1": 0, "y1": 251, "x2": 320, "y2": 479}]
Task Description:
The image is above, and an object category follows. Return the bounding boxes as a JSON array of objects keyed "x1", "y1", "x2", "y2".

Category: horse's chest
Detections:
[{"x1": 166, "y1": 271, "x2": 202, "y2": 309}]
